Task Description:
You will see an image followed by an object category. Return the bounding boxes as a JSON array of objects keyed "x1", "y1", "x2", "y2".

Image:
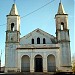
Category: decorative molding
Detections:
[{"x1": 16, "y1": 47, "x2": 59, "y2": 50}]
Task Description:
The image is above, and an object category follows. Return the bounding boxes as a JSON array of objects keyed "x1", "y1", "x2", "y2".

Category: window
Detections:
[
  {"x1": 43, "y1": 38, "x2": 46, "y2": 44},
  {"x1": 11, "y1": 38, "x2": 13, "y2": 41},
  {"x1": 32, "y1": 38, "x2": 34, "y2": 44},
  {"x1": 37, "y1": 37, "x2": 40, "y2": 44},
  {"x1": 11, "y1": 23, "x2": 14, "y2": 31},
  {"x1": 61, "y1": 22, "x2": 64, "y2": 30}
]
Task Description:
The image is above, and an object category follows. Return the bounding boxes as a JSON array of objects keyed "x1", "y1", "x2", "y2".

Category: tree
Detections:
[{"x1": 72, "y1": 54, "x2": 75, "y2": 73}]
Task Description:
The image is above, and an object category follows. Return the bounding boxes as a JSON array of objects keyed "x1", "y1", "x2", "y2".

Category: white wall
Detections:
[{"x1": 17, "y1": 48, "x2": 60, "y2": 72}]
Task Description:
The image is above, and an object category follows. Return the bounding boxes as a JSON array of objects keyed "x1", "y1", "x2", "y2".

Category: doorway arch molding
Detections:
[
  {"x1": 34, "y1": 54, "x2": 43, "y2": 72},
  {"x1": 33, "y1": 53, "x2": 43, "y2": 58},
  {"x1": 47, "y1": 53, "x2": 56, "y2": 59},
  {"x1": 21, "y1": 54, "x2": 30, "y2": 59},
  {"x1": 47, "y1": 54, "x2": 56, "y2": 72},
  {"x1": 21, "y1": 55, "x2": 30, "y2": 72}
]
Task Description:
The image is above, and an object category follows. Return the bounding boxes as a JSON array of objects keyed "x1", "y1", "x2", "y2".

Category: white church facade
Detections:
[{"x1": 5, "y1": 2, "x2": 72, "y2": 72}]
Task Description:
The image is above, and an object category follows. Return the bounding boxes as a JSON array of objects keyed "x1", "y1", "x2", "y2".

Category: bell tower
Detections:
[
  {"x1": 55, "y1": 2, "x2": 71, "y2": 67},
  {"x1": 5, "y1": 3, "x2": 20, "y2": 72},
  {"x1": 6, "y1": 4, "x2": 20, "y2": 43}
]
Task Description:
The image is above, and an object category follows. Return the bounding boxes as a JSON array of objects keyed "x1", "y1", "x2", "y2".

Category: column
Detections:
[
  {"x1": 30, "y1": 53, "x2": 34, "y2": 72},
  {"x1": 43, "y1": 53, "x2": 47, "y2": 72},
  {"x1": 17, "y1": 54, "x2": 21, "y2": 72}
]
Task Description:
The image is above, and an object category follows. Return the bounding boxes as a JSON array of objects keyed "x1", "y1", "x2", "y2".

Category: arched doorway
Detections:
[
  {"x1": 47, "y1": 54, "x2": 56, "y2": 72},
  {"x1": 21, "y1": 55, "x2": 30, "y2": 72},
  {"x1": 35, "y1": 55, "x2": 43, "y2": 72}
]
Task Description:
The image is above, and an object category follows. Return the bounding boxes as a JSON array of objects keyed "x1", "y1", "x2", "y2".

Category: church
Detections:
[{"x1": 5, "y1": 1, "x2": 72, "y2": 72}]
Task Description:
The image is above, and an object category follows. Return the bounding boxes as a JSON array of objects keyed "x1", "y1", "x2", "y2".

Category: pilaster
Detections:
[
  {"x1": 30, "y1": 53, "x2": 34, "y2": 72},
  {"x1": 43, "y1": 53, "x2": 47, "y2": 72}
]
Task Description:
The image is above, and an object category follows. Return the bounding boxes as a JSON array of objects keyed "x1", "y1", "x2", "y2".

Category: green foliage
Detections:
[
  {"x1": 72, "y1": 63, "x2": 75, "y2": 73},
  {"x1": 72, "y1": 54, "x2": 75, "y2": 73}
]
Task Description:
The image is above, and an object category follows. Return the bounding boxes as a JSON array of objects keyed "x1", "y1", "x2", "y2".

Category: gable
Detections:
[{"x1": 20, "y1": 28, "x2": 57, "y2": 45}]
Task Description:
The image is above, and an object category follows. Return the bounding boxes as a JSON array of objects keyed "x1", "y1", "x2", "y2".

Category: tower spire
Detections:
[
  {"x1": 57, "y1": 1, "x2": 66, "y2": 14},
  {"x1": 9, "y1": 3, "x2": 19, "y2": 15}
]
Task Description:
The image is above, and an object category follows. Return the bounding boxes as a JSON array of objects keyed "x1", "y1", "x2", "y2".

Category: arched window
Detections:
[
  {"x1": 11, "y1": 37, "x2": 13, "y2": 41},
  {"x1": 37, "y1": 37, "x2": 40, "y2": 44},
  {"x1": 32, "y1": 38, "x2": 34, "y2": 44},
  {"x1": 61, "y1": 22, "x2": 64, "y2": 30},
  {"x1": 11, "y1": 23, "x2": 14, "y2": 31},
  {"x1": 43, "y1": 38, "x2": 46, "y2": 44}
]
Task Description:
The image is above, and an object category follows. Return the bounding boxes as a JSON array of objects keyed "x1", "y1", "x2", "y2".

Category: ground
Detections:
[{"x1": 0, "y1": 72, "x2": 74, "y2": 75}]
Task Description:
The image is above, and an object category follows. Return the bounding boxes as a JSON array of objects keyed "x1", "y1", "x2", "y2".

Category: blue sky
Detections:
[{"x1": 0, "y1": 0, "x2": 74, "y2": 66}]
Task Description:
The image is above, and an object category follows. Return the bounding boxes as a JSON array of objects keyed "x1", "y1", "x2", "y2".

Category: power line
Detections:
[
  {"x1": 21, "y1": 0, "x2": 55, "y2": 18},
  {"x1": 0, "y1": 23, "x2": 6, "y2": 26},
  {"x1": 0, "y1": 0, "x2": 55, "y2": 26}
]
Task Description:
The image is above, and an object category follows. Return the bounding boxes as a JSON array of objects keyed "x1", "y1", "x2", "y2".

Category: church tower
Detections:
[
  {"x1": 55, "y1": 2, "x2": 71, "y2": 67},
  {"x1": 5, "y1": 4, "x2": 20, "y2": 72},
  {"x1": 6, "y1": 4, "x2": 20, "y2": 43}
]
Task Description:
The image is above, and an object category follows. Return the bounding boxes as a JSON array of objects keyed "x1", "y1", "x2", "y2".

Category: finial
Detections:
[
  {"x1": 13, "y1": 0, "x2": 16, "y2": 4},
  {"x1": 60, "y1": 0, "x2": 61, "y2": 3}
]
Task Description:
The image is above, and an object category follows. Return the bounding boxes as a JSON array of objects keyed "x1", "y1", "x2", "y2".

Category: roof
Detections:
[
  {"x1": 57, "y1": 2, "x2": 66, "y2": 14},
  {"x1": 20, "y1": 28, "x2": 55, "y2": 39},
  {"x1": 9, "y1": 4, "x2": 19, "y2": 15}
]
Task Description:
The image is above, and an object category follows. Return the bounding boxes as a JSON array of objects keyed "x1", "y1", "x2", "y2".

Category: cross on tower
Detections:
[
  {"x1": 60, "y1": 0, "x2": 61, "y2": 3},
  {"x1": 13, "y1": 0, "x2": 16, "y2": 4}
]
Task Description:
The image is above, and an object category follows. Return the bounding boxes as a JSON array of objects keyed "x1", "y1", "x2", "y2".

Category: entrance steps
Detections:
[
  {"x1": 15, "y1": 72, "x2": 55, "y2": 75},
  {"x1": 0, "y1": 72, "x2": 73, "y2": 75}
]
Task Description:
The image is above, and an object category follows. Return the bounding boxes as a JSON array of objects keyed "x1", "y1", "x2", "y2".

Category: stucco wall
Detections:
[{"x1": 17, "y1": 48, "x2": 60, "y2": 72}]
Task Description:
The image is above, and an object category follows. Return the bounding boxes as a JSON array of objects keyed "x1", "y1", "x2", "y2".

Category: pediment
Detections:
[{"x1": 20, "y1": 28, "x2": 57, "y2": 44}]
